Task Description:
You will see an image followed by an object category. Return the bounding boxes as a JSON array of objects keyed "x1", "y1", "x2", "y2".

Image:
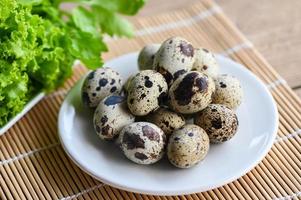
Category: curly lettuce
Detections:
[{"x1": 0, "y1": 0, "x2": 146, "y2": 126}]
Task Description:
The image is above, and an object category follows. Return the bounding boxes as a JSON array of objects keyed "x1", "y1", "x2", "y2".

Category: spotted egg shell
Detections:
[
  {"x1": 153, "y1": 37, "x2": 195, "y2": 86},
  {"x1": 82, "y1": 68, "x2": 123, "y2": 108},
  {"x1": 127, "y1": 70, "x2": 168, "y2": 116},
  {"x1": 93, "y1": 95, "x2": 135, "y2": 140},
  {"x1": 194, "y1": 104, "x2": 238, "y2": 143},
  {"x1": 138, "y1": 44, "x2": 161, "y2": 71},
  {"x1": 145, "y1": 108, "x2": 185, "y2": 135},
  {"x1": 212, "y1": 74, "x2": 243, "y2": 109},
  {"x1": 167, "y1": 124, "x2": 209, "y2": 168},
  {"x1": 192, "y1": 48, "x2": 219, "y2": 78},
  {"x1": 118, "y1": 122, "x2": 166, "y2": 165},
  {"x1": 169, "y1": 71, "x2": 215, "y2": 114}
]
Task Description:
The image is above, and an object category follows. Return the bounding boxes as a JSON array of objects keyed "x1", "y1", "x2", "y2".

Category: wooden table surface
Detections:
[{"x1": 140, "y1": 0, "x2": 301, "y2": 97}]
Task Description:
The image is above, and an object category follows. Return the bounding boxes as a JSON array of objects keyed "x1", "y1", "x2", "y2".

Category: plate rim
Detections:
[{"x1": 58, "y1": 52, "x2": 279, "y2": 195}]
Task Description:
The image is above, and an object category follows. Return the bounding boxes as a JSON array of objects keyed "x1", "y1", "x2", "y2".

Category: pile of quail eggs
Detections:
[{"x1": 81, "y1": 36, "x2": 243, "y2": 169}]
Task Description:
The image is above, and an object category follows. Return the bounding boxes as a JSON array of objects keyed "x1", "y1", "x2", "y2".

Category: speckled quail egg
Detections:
[
  {"x1": 82, "y1": 68, "x2": 123, "y2": 108},
  {"x1": 145, "y1": 108, "x2": 185, "y2": 135},
  {"x1": 94, "y1": 95, "x2": 135, "y2": 140},
  {"x1": 167, "y1": 124, "x2": 209, "y2": 168},
  {"x1": 192, "y1": 48, "x2": 219, "y2": 78},
  {"x1": 118, "y1": 122, "x2": 166, "y2": 164},
  {"x1": 195, "y1": 104, "x2": 238, "y2": 143},
  {"x1": 212, "y1": 74, "x2": 243, "y2": 109},
  {"x1": 122, "y1": 75, "x2": 134, "y2": 95},
  {"x1": 153, "y1": 37, "x2": 195, "y2": 86},
  {"x1": 127, "y1": 70, "x2": 168, "y2": 116},
  {"x1": 169, "y1": 71, "x2": 215, "y2": 114},
  {"x1": 138, "y1": 44, "x2": 160, "y2": 71}
]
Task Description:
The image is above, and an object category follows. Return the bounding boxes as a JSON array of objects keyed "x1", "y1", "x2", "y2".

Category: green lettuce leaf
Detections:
[{"x1": 0, "y1": 0, "x2": 145, "y2": 127}]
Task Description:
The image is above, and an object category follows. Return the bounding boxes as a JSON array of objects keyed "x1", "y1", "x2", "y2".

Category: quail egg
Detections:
[
  {"x1": 118, "y1": 122, "x2": 166, "y2": 164},
  {"x1": 169, "y1": 71, "x2": 215, "y2": 114},
  {"x1": 145, "y1": 108, "x2": 185, "y2": 135},
  {"x1": 212, "y1": 74, "x2": 243, "y2": 109},
  {"x1": 138, "y1": 44, "x2": 160, "y2": 71},
  {"x1": 192, "y1": 48, "x2": 219, "y2": 78},
  {"x1": 153, "y1": 37, "x2": 195, "y2": 85},
  {"x1": 122, "y1": 75, "x2": 134, "y2": 95},
  {"x1": 94, "y1": 95, "x2": 135, "y2": 140},
  {"x1": 195, "y1": 104, "x2": 238, "y2": 143},
  {"x1": 127, "y1": 70, "x2": 168, "y2": 116},
  {"x1": 82, "y1": 68, "x2": 123, "y2": 108},
  {"x1": 167, "y1": 124, "x2": 209, "y2": 168}
]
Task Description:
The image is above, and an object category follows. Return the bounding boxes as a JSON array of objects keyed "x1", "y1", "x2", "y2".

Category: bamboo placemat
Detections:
[{"x1": 1, "y1": 0, "x2": 301, "y2": 199}]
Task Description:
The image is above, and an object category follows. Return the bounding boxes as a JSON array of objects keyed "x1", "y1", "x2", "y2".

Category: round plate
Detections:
[{"x1": 58, "y1": 52, "x2": 278, "y2": 195}]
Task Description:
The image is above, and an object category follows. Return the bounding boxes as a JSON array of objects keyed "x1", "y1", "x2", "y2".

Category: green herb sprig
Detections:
[{"x1": 0, "y1": 0, "x2": 145, "y2": 126}]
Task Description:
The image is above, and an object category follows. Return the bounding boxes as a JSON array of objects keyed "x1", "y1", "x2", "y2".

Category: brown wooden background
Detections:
[{"x1": 140, "y1": 0, "x2": 301, "y2": 97}]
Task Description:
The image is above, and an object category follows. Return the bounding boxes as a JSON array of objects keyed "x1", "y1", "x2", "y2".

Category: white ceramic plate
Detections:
[{"x1": 58, "y1": 52, "x2": 278, "y2": 195}]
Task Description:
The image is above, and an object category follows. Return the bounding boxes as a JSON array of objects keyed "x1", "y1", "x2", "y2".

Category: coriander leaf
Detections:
[
  {"x1": 92, "y1": 5, "x2": 134, "y2": 37},
  {"x1": 90, "y1": 0, "x2": 120, "y2": 12},
  {"x1": 90, "y1": 0, "x2": 146, "y2": 15},
  {"x1": 72, "y1": 6, "x2": 99, "y2": 37},
  {"x1": 117, "y1": 0, "x2": 146, "y2": 15},
  {"x1": 69, "y1": 29, "x2": 107, "y2": 68}
]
